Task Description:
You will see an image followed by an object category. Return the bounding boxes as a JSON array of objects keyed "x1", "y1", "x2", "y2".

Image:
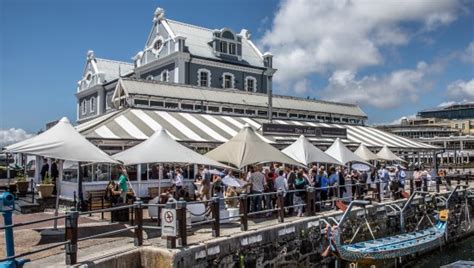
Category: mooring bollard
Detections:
[
  {"x1": 177, "y1": 199, "x2": 187, "y2": 247},
  {"x1": 134, "y1": 201, "x2": 143, "y2": 246},
  {"x1": 306, "y1": 187, "x2": 315, "y2": 216},
  {"x1": 211, "y1": 196, "x2": 220, "y2": 237},
  {"x1": 65, "y1": 209, "x2": 78, "y2": 265},
  {"x1": 277, "y1": 190, "x2": 285, "y2": 223},
  {"x1": 239, "y1": 194, "x2": 248, "y2": 231}
]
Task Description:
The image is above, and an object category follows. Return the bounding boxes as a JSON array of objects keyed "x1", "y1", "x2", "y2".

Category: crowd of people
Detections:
[{"x1": 104, "y1": 162, "x2": 448, "y2": 217}]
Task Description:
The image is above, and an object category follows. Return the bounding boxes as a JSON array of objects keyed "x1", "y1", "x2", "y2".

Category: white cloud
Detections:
[
  {"x1": 261, "y1": 0, "x2": 463, "y2": 89},
  {"x1": 460, "y1": 41, "x2": 474, "y2": 63},
  {"x1": 0, "y1": 128, "x2": 34, "y2": 148},
  {"x1": 320, "y1": 61, "x2": 431, "y2": 109},
  {"x1": 446, "y1": 78, "x2": 474, "y2": 101}
]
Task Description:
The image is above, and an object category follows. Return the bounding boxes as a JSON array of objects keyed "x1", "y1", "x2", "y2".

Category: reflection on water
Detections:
[{"x1": 404, "y1": 235, "x2": 474, "y2": 268}]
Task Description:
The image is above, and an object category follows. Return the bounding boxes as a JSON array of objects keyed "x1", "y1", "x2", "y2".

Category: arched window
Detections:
[
  {"x1": 160, "y1": 70, "x2": 169, "y2": 82},
  {"x1": 197, "y1": 69, "x2": 211, "y2": 87},
  {"x1": 90, "y1": 97, "x2": 96, "y2": 113},
  {"x1": 222, "y1": 72, "x2": 235, "y2": 89},
  {"x1": 245, "y1": 76, "x2": 257, "y2": 92},
  {"x1": 146, "y1": 75, "x2": 154, "y2": 80}
]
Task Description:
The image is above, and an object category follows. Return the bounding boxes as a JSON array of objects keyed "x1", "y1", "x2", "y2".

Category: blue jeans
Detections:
[{"x1": 251, "y1": 191, "x2": 262, "y2": 212}]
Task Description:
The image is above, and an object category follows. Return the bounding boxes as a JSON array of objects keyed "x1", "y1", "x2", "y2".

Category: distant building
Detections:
[{"x1": 418, "y1": 103, "x2": 474, "y2": 120}]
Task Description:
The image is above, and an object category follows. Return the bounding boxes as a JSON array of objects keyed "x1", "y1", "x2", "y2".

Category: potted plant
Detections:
[
  {"x1": 16, "y1": 174, "x2": 30, "y2": 196},
  {"x1": 38, "y1": 174, "x2": 55, "y2": 198}
]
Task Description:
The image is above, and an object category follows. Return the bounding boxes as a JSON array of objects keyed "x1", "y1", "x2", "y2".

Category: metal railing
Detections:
[{"x1": 0, "y1": 174, "x2": 471, "y2": 264}]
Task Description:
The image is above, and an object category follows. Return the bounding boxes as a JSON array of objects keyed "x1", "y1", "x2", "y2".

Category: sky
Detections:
[{"x1": 0, "y1": 0, "x2": 473, "y2": 145}]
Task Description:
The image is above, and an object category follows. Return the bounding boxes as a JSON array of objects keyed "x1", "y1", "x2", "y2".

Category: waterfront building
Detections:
[{"x1": 63, "y1": 7, "x2": 436, "y2": 200}]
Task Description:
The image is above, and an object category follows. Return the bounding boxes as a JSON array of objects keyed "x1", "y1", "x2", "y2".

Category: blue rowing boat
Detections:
[{"x1": 331, "y1": 210, "x2": 448, "y2": 261}]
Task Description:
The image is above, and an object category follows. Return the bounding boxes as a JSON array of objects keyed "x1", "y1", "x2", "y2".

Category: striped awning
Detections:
[{"x1": 77, "y1": 108, "x2": 436, "y2": 150}]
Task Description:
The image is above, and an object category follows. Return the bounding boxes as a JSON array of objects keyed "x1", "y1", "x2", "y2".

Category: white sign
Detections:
[{"x1": 161, "y1": 208, "x2": 177, "y2": 237}]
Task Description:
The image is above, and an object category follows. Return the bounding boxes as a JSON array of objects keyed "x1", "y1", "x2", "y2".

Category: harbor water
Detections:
[{"x1": 404, "y1": 235, "x2": 474, "y2": 267}]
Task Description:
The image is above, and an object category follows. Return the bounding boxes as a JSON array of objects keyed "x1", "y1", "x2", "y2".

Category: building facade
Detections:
[{"x1": 75, "y1": 7, "x2": 367, "y2": 126}]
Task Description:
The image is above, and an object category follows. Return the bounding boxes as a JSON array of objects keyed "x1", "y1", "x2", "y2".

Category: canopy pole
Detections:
[
  {"x1": 77, "y1": 162, "x2": 85, "y2": 211},
  {"x1": 53, "y1": 160, "x2": 63, "y2": 230}
]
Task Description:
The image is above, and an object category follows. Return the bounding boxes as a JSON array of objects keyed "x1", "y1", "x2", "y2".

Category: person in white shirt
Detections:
[{"x1": 274, "y1": 170, "x2": 288, "y2": 196}]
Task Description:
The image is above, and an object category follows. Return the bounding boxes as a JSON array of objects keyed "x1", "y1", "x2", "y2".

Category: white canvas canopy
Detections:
[
  {"x1": 205, "y1": 125, "x2": 302, "y2": 169},
  {"x1": 282, "y1": 135, "x2": 341, "y2": 166},
  {"x1": 3, "y1": 117, "x2": 117, "y2": 233},
  {"x1": 4, "y1": 117, "x2": 118, "y2": 163},
  {"x1": 113, "y1": 129, "x2": 228, "y2": 168},
  {"x1": 354, "y1": 144, "x2": 381, "y2": 161},
  {"x1": 377, "y1": 145, "x2": 407, "y2": 162},
  {"x1": 325, "y1": 138, "x2": 370, "y2": 165}
]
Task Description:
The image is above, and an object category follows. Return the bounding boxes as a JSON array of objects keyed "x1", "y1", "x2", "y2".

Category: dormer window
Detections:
[
  {"x1": 160, "y1": 70, "x2": 169, "y2": 82},
  {"x1": 82, "y1": 100, "x2": 87, "y2": 115},
  {"x1": 222, "y1": 72, "x2": 235, "y2": 89},
  {"x1": 90, "y1": 97, "x2": 96, "y2": 113},
  {"x1": 213, "y1": 28, "x2": 241, "y2": 58}
]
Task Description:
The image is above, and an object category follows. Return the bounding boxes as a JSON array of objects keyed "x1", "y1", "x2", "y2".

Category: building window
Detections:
[
  {"x1": 165, "y1": 102, "x2": 179, "y2": 109},
  {"x1": 222, "y1": 107, "x2": 233, "y2": 113},
  {"x1": 90, "y1": 97, "x2": 96, "y2": 113},
  {"x1": 181, "y1": 103, "x2": 194, "y2": 111},
  {"x1": 160, "y1": 70, "x2": 169, "y2": 82},
  {"x1": 207, "y1": 106, "x2": 219, "y2": 113},
  {"x1": 146, "y1": 75, "x2": 154, "y2": 80},
  {"x1": 222, "y1": 72, "x2": 235, "y2": 89},
  {"x1": 220, "y1": 41, "x2": 227, "y2": 54},
  {"x1": 150, "y1": 100, "x2": 164, "y2": 107},
  {"x1": 197, "y1": 69, "x2": 211, "y2": 87},
  {"x1": 81, "y1": 100, "x2": 86, "y2": 115},
  {"x1": 151, "y1": 36, "x2": 164, "y2": 55},
  {"x1": 245, "y1": 76, "x2": 257, "y2": 92},
  {"x1": 229, "y1": 43, "x2": 236, "y2": 55}
]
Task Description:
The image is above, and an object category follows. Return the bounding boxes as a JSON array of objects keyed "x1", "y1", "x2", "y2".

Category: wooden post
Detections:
[
  {"x1": 134, "y1": 201, "x2": 143, "y2": 246},
  {"x1": 410, "y1": 178, "x2": 415, "y2": 195},
  {"x1": 211, "y1": 197, "x2": 220, "y2": 237},
  {"x1": 376, "y1": 180, "x2": 382, "y2": 203},
  {"x1": 315, "y1": 186, "x2": 321, "y2": 212},
  {"x1": 177, "y1": 200, "x2": 187, "y2": 246},
  {"x1": 277, "y1": 190, "x2": 284, "y2": 223},
  {"x1": 436, "y1": 176, "x2": 440, "y2": 193},
  {"x1": 65, "y1": 209, "x2": 78, "y2": 265},
  {"x1": 306, "y1": 187, "x2": 315, "y2": 216},
  {"x1": 239, "y1": 194, "x2": 248, "y2": 231}
]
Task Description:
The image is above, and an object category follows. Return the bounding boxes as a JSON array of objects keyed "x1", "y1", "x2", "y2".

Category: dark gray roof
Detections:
[{"x1": 166, "y1": 19, "x2": 265, "y2": 68}]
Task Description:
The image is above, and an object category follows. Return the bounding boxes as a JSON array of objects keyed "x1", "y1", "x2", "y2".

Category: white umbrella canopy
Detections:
[
  {"x1": 282, "y1": 135, "x2": 341, "y2": 166},
  {"x1": 205, "y1": 125, "x2": 302, "y2": 169},
  {"x1": 113, "y1": 129, "x2": 229, "y2": 168},
  {"x1": 376, "y1": 145, "x2": 407, "y2": 162},
  {"x1": 325, "y1": 138, "x2": 370, "y2": 165},
  {"x1": 354, "y1": 144, "x2": 381, "y2": 161},
  {"x1": 4, "y1": 117, "x2": 118, "y2": 163}
]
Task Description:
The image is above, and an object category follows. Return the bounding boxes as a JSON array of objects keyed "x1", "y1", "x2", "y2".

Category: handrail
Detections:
[
  {"x1": 446, "y1": 185, "x2": 460, "y2": 209},
  {"x1": 337, "y1": 200, "x2": 370, "y2": 227},
  {"x1": 0, "y1": 214, "x2": 70, "y2": 231}
]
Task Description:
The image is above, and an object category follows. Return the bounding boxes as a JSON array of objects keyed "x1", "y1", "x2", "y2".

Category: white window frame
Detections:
[
  {"x1": 197, "y1": 68, "x2": 211, "y2": 87},
  {"x1": 244, "y1": 76, "x2": 257, "y2": 92},
  {"x1": 90, "y1": 97, "x2": 96, "y2": 113},
  {"x1": 222, "y1": 72, "x2": 235, "y2": 89},
  {"x1": 81, "y1": 100, "x2": 87, "y2": 115},
  {"x1": 160, "y1": 70, "x2": 169, "y2": 82}
]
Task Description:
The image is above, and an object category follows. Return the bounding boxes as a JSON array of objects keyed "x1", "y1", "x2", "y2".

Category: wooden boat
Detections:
[{"x1": 332, "y1": 210, "x2": 448, "y2": 261}]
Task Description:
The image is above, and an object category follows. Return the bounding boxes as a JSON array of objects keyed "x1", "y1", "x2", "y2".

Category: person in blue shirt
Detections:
[{"x1": 317, "y1": 167, "x2": 329, "y2": 206}]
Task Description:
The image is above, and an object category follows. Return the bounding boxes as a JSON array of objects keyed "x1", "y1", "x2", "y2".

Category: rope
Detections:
[{"x1": 187, "y1": 206, "x2": 211, "y2": 217}]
